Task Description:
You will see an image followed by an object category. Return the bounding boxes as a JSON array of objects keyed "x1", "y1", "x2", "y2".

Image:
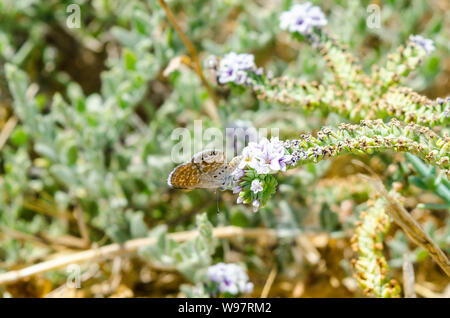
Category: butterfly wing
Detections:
[
  {"x1": 191, "y1": 149, "x2": 226, "y2": 165},
  {"x1": 168, "y1": 150, "x2": 227, "y2": 189},
  {"x1": 168, "y1": 150, "x2": 243, "y2": 190},
  {"x1": 167, "y1": 162, "x2": 202, "y2": 189},
  {"x1": 194, "y1": 150, "x2": 229, "y2": 188}
]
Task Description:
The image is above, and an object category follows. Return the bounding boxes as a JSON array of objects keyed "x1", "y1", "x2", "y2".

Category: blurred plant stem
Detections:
[
  {"x1": 0, "y1": 115, "x2": 17, "y2": 152},
  {"x1": 0, "y1": 226, "x2": 299, "y2": 285},
  {"x1": 155, "y1": 0, "x2": 220, "y2": 123},
  {"x1": 402, "y1": 252, "x2": 416, "y2": 298},
  {"x1": 260, "y1": 266, "x2": 277, "y2": 298},
  {"x1": 75, "y1": 206, "x2": 91, "y2": 248}
]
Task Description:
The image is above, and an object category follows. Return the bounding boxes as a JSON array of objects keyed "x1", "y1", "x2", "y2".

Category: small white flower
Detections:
[
  {"x1": 206, "y1": 263, "x2": 253, "y2": 296},
  {"x1": 218, "y1": 52, "x2": 257, "y2": 84},
  {"x1": 232, "y1": 185, "x2": 242, "y2": 194},
  {"x1": 280, "y1": 2, "x2": 327, "y2": 35},
  {"x1": 238, "y1": 146, "x2": 259, "y2": 170},
  {"x1": 231, "y1": 168, "x2": 245, "y2": 180},
  {"x1": 239, "y1": 137, "x2": 291, "y2": 174},
  {"x1": 250, "y1": 179, "x2": 263, "y2": 194},
  {"x1": 409, "y1": 35, "x2": 435, "y2": 55},
  {"x1": 235, "y1": 70, "x2": 248, "y2": 85}
]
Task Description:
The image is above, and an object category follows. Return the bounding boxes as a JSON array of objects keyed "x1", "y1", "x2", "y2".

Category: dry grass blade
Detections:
[
  {"x1": 0, "y1": 115, "x2": 17, "y2": 152},
  {"x1": 156, "y1": 0, "x2": 220, "y2": 123},
  {"x1": 75, "y1": 206, "x2": 90, "y2": 248},
  {"x1": 0, "y1": 226, "x2": 278, "y2": 285},
  {"x1": 360, "y1": 175, "x2": 450, "y2": 278},
  {"x1": 402, "y1": 252, "x2": 416, "y2": 298},
  {"x1": 260, "y1": 266, "x2": 277, "y2": 298}
]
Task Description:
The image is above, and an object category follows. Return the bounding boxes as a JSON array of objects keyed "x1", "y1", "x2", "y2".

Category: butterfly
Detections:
[{"x1": 167, "y1": 150, "x2": 242, "y2": 190}]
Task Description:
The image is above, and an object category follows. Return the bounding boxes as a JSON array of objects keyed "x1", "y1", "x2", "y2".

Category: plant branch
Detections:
[{"x1": 156, "y1": 0, "x2": 220, "y2": 123}]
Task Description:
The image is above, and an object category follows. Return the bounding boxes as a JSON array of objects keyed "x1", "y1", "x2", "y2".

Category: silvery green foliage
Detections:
[
  {"x1": 0, "y1": 0, "x2": 228, "y2": 269},
  {"x1": 404, "y1": 154, "x2": 450, "y2": 210},
  {"x1": 139, "y1": 213, "x2": 217, "y2": 283},
  {"x1": 388, "y1": 220, "x2": 450, "y2": 268}
]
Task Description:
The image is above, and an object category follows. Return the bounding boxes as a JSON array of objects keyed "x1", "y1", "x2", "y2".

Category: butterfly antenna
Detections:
[{"x1": 216, "y1": 189, "x2": 220, "y2": 214}]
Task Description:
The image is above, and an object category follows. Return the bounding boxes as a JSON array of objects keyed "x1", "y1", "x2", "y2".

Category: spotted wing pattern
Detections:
[
  {"x1": 168, "y1": 150, "x2": 231, "y2": 189},
  {"x1": 167, "y1": 162, "x2": 202, "y2": 189}
]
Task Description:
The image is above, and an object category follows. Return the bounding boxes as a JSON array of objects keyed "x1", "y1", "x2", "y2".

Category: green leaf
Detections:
[
  {"x1": 319, "y1": 203, "x2": 340, "y2": 231},
  {"x1": 66, "y1": 144, "x2": 78, "y2": 166},
  {"x1": 126, "y1": 210, "x2": 149, "y2": 238},
  {"x1": 124, "y1": 49, "x2": 137, "y2": 71},
  {"x1": 35, "y1": 143, "x2": 57, "y2": 161},
  {"x1": 10, "y1": 126, "x2": 28, "y2": 146},
  {"x1": 230, "y1": 210, "x2": 249, "y2": 227}
]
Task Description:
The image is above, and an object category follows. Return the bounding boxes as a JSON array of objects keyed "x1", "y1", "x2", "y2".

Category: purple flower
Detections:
[
  {"x1": 257, "y1": 147, "x2": 284, "y2": 172},
  {"x1": 232, "y1": 185, "x2": 242, "y2": 194},
  {"x1": 232, "y1": 168, "x2": 245, "y2": 180},
  {"x1": 409, "y1": 35, "x2": 435, "y2": 55},
  {"x1": 250, "y1": 179, "x2": 263, "y2": 194},
  {"x1": 255, "y1": 67, "x2": 264, "y2": 76},
  {"x1": 280, "y1": 2, "x2": 327, "y2": 35},
  {"x1": 237, "y1": 196, "x2": 244, "y2": 204},
  {"x1": 239, "y1": 137, "x2": 292, "y2": 174},
  {"x1": 233, "y1": 53, "x2": 255, "y2": 70},
  {"x1": 288, "y1": 149, "x2": 307, "y2": 166},
  {"x1": 218, "y1": 64, "x2": 237, "y2": 84},
  {"x1": 206, "y1": 263, "x2": 254, "y2": 296},
  {"x1": 218, "y1": 52, "x2": 257, "y2": 84},
  {"x1": 252, "y1": 160, "x2": 271, "y2": 174}
]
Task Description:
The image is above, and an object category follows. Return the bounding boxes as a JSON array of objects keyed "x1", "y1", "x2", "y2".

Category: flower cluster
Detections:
[
  {"x1": 206, "y1": 263, "x2": 254, "y2": 296},
  {"x1": 209, "y1": 4, "x2": 447, "y2": 130},
  {"x1": 230, "y1": 119, "x2": 448, "y2": 214},
  {"x1": 233, "y1": 137, "x2": 292, "y2": 212},
  {"x1": 283, "y1": 119, "x2": 449, "y2": 173},
  {"x1": 409, "y1": 35, "x2": 435, "y2": 55},
  {"x1": 218, "y1": 4, "x2": 449, "y2": 213},
  {"x1": 237, "y1": 137, "x2": 292, "y2": 175},
  {"x1": 279, "y1": 2, "x2": 327, "y2": 35},
  {"x1": 216, "y1": 52, "x2": 260, "y2": 85}
]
